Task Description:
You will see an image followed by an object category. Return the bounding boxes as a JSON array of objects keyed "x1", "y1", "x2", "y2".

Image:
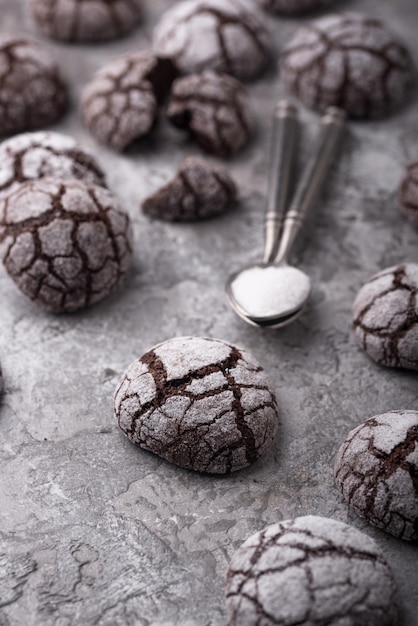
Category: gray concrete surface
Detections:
[{"x1": 0, "y1": 0, "x2": 417, "y2": 624}]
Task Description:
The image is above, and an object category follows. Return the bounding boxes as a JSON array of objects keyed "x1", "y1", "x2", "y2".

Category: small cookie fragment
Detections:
[
  {"x1": 167, "y1": 72, "x2": 253, "y2": 157},
  {"x1": 153, "y1": 0, "x2": 272, "y2": 80},
  {"x1": 335, "y1": 411, "x2": 418, "y2": 542},
  {"x1": 0, "y1": 178, "x2": 132, "y2": 313},
  {"x1": 142, "y1": 156, "x2": 236, "y2": 221},
  {"x1": 82, "y1": 51, "x2": 177, "y2": 151},
  {"x1": 280, "y1": 13, "x2": 414, "y2": 119},
  {"x1": 29, "y1": 0, "x2": 143, "y2": 42},
  {"x1": 258, "y1": 0, "x2": 332, "y2": 14},
  {"x1": 0, "y1": 35, "x2": 67, "y2": 136},
  {"x1": 226, "y1": 515, "x2": 398, "y2": 626},
  {"x1": 399, "y1": 161, "x2": 418, "y2": 229},
  {"x1": 114, "y1": 336, "x2": 278, "y2": 474},
  {"x1": 352, "y1": 263, "x2": 418, "y2": 370},
  {"x1": 0, "y1": 131, "x2": 106, "y2": 202}
]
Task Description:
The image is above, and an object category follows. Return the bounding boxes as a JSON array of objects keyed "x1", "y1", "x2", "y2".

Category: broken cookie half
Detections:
[{"x1": 142, "y1": 156, "x2": 237, "y2": 221}]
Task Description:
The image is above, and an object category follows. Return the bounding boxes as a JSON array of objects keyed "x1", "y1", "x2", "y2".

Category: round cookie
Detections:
[
  {"x1": 352, "y1": 263, "x2": 418, "y2": 370},
  {"x1": 258, "y1": 0, "x2": 332, "y2": 14},
  {"x1": 0, "y1": 178, "x2": 132, "y2": 313},
  {"x1": 114, "y1": 336, "x2": 278, "y2": 474},
  {"x1": 280, "y1": 13, "x2": 414, "y2": 119},
  {"x1": 335, "y1": 411, "x2": 418, "y2": 542},
  {"x1": 399, "y1": 161, "x2": 418, "y2": 229},
  {"x1": 167, "y1": 72, "x2": 253, "y2": 157},
  {"x1": 142, "y1": 156, "x2": 237, "y2": 221},
  {"x1": 0, "y1": 132, "x2": 106, "y2": 203},
  {"x1": 82, "y1": 51, "x2": 177, "y2": 152},
  {"x1": 0, "y1": 35, "x2": 67, "y2": 135},
  {"x1": 153, "y1": 0, "x2": 272, "y2": 81},
  {"x1": 226, "y1": 515, "x2": 398, "y2": 626},
  {"x1": 29, "y1": 0, "x2": 143, "y2": 42}
]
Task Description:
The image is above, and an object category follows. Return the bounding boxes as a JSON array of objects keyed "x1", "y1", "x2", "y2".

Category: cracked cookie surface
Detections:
[
  {"x1": 29, "y1": 0, "x2": 143, "y2": 42},
  {"x1": 0, "y1": 178, "x2": 132, "y2": 313},
  {"x1": 0, "y1": 131, "x2": 106, "y2": 203},
  {"x1": 352, "y1": 263, "x2": 418, "y2": 370},
  {"x1": 257, "y1": 0, "x2": 333, "y2": 14},
  {"x1": 142, "y1": 156, "x2": 237, "y2": 221},
  {"x1": 114, "y1": 336, "x2": 278, "y2": 474},
  {"x1": 167, "y1": 71, "x2": 253, "y2": 157},
  {"x1": 399, "y1": 161, "x2": 418, "y2": 229},
  {"x1": 335, "y1": 410, "x2": 418, "y2": 542},
  {"x1": 82, "y1": 51, "x2": 177, "y2": 151},
  {"x1": 153, "y1": 0, "x2": 271, "y2": 80},
  {"x1": 280, "y1": 13, "x2": 414, "y2": 119},
  {"x1": 0, "y1": 35, "x2": 67, "y2": 135},
  {"x1": 226, "y1": 515, "x2": 398, "y2": 626}
]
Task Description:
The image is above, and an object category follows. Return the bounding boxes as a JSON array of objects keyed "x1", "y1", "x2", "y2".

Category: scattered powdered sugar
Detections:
[{"x1": 230, "y1": 264, "x2": 311, "y2": 319}]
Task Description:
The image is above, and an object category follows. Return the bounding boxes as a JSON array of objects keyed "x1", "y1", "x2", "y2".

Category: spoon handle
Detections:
[
  {"x1": 275, "y1": 107, "x2": 346, "y2": 265},
  {"x1": 263, "y1": 100, "x2": 298, "y2": 264}
]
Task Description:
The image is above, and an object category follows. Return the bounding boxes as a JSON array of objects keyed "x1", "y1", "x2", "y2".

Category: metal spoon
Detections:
[{"x1": 226, "y1": 105, "x2": 346, "y2": 329}]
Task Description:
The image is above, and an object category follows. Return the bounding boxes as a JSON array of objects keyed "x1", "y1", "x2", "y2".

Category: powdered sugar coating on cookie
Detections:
[
  {"x1": 0, "y1": 178, "x2": 132, "y2": 313},
  {"x1": 399, "y1": 161, "x2": 418, "y2": 229},
  {"x1": 142, "y1": 156, "x2": 237, "y2": 221},
  {"x1": 352, "y1": 263, "x2": 418, "y2": 370},
  {"x1": 168, "y1": 71, "x2": 253, "y2": 157},
  {"x1": 82, "y1": 51, "x2": 177, "y2": 151},
  {"x1": 226, "y1": 515, "x2": 398, "y2": 626},
  {"x1": 153, "y1": 0, "x2": 272, "y2": 80},
  {"x1": 0, "y1": 35, "x2": 67, "y2": 135},
  {"x1": 335, "y1": 410, "x2": 418, "y2": 541},
  {"x1": 281, "y1": 13, "x2": 414, "y2": 119},
  {"x1": 258, "y1": 0, "x2": 332, "y2": 15},
  {"x1": 114, "y1": 336, "x2": 278, "y2": 474},
  {"x1": 0, "y1": 132, "x2": 106, "y2": 203},
  {"x1": 29, "y1": 0, "x2": 143, "y2": 42}
]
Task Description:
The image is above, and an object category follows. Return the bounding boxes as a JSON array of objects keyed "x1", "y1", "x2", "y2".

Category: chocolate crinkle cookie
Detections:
[
  {"x1": 258, "y1": 0, "x2": 332, "y2": 14},
  {"x1": 280, "y1": 13, "x2": 414, "y2": 119},
  {"x1": 114, "y1": 336, "x2": 278, "y2": 474},
  {"x1": 153, "y1": 0, "x2": 272, "y2": 81},
  {"x1": 226, "y1": 515, "x2": 398, "y2": 626},
  {"x1": 399, "y1": 161, "x2": 418, "y2": 229},
  {"x1": 0, "y1": 131, "x2": 106, "y2": 203},
  {"x1": 352, "y1": 263, "x2": 418, "y2": 370},
  {"x1": 82, "y1": 51, "x2": 177, "y2": 152},
  {"x1": 0, "y1": 178, "x2": 132, "y2": 313},
  {"x1": 167, "y1": 72, "x2": 253, "y2": 157},
  {"x1": 29, "y1": 0, "x2": 143, "y2": 42},
  {"x1": 142, "y1": 156, "x2": 236, "y2": 221},
  {"x1": 0, "y1": 35, "x2": 67, "y2": 136},
  {"x1": 335, "y1": 410, "x2": 418, "y2": 542}
]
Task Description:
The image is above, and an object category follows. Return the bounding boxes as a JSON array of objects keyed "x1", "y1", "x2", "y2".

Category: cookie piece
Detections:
[
  {"x1": 0, "y1": 35, "x2": 67, "y2": 136},
  {"x1": 335, "y1": 411, "x2": 418, "y2": 542},
  {"x1": 82, "y1": 51, "x2": 177, "y2": 151},
  {"x1": 258, "y1": 0, "x2": 332, "y2": 14},
  {"x1": 167, "y1": 72, "x2": 253, "y2": 157},
  {"x1": 399, "y1": 161, "x2": 418, "y2": 229},
  {"x1": 0, "y1": 178, "x2": 132, "y2": 313},
  {"x1": 226, "y1": 515, "x2": 398, "y2": 626},
  {"x1": 153, "y1": 0, "x2": 271, "y2": 81},
  {"x1": 280, "y1": 13, "x2": 414, "y2": 119},
  {"x1": 0, "y1": 132, "x2": 106, "y2": 203},
  {"x1": 352, "y1": 263, "x2": 418, "y2": 370},
  {"x1": 29, "y1": 0, "x2": 143, "y2": 42},
  {"x1": 114, "y1": 336, "x2": 278, "y2": 474},
  {"x1": 142, "y1": 156, "x2": 237, "y2": 221}
]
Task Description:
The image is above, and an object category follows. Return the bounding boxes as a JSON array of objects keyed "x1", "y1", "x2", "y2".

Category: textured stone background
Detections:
[{"x1": 0, "y1": 0, "x2": 417, "y2": 624}]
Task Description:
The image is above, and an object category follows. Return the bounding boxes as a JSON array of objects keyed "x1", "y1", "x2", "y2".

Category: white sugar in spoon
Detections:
[{"x1": 226, "y1": 105, "x2": 346, "y2": 329}]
